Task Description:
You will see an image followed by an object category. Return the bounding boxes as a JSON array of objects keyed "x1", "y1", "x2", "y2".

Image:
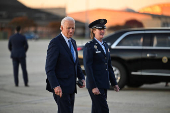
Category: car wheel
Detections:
[{"x1": 111, "y1": 61, "x2": 127, "y2": 89}]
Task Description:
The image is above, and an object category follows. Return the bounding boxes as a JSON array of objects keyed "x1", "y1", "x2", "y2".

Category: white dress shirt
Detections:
[
  {"x1": 61, "y1": 32, "x2": 76, "y2": 60},
  {"x1": 94, "y1": 38, "x2": 106, "y2": 54}
]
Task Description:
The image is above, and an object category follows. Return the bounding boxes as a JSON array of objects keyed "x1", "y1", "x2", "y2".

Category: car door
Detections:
[
  {"x1": 141, "y1": 32, "x2": 170, "y2": 77},
  {"x1": 112, "y1": 32, "x2": 144, "y2": 74}
]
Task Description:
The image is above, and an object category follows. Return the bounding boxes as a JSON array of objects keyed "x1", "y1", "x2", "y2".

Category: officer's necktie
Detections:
[
  {"x1": 68, "y1": 40, "x2": 75, "y2": 62},
  {"x1": 102, "y1": 43, "x2": 106, "y2": 54}
]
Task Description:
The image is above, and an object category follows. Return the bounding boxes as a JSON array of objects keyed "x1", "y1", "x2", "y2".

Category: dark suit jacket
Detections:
[
  {"x1": 8, "y1": 33, "x2": 28, "y2": 58},
  {"x1": 83, "y1": 39, "x2": 117, "y2": 89},
  {"x1": 45, "y1": 33, "x2": 85, "y2": 94}
]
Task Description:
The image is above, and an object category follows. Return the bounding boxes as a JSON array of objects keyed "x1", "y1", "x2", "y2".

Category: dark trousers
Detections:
[
  {"x1": 12, "y1": 58, "x2": 28, "y2": 86},
  {"x1": 53, "y1": 92, "x2": 75, "y2": 113},
  {"x1": 88, "y1": 88, "x2": 109, "y2": 113}
]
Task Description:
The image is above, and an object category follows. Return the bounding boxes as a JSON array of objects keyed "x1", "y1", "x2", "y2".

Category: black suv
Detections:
[{"x1": 78, "y1": 28, "x2": 170, "y2": 89}]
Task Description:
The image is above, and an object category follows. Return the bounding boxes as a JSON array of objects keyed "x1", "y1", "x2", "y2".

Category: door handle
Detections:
[{"x1": 147, "y1": 54, "x2": 157, "y2": 57}]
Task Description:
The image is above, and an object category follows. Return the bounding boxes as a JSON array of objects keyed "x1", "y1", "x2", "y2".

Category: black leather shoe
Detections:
[{"x1": 25, "y1": 84, "x2": 29, "y2": 87}]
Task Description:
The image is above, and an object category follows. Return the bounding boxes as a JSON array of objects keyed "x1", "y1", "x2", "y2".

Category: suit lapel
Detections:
[{"x1": 59, "y1": 34, "x2": 74, "y2": 61}]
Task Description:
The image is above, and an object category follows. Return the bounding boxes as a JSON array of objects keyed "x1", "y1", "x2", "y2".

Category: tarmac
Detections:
[{"x1": 0, "y1": 39, "x2": 170, "y2": 113}]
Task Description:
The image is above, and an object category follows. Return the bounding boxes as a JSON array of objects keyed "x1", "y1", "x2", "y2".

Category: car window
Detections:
[
  {"x1": 117, "y1": 34, "x2": 143, "y2": 46},
  {"x1": 152, "y1": 33, "x2": 170, "y2": 47}
]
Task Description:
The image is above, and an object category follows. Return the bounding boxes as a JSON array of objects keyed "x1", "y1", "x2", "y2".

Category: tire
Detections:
[{"x1": 111, "y1": 61, "x2": 127, "y2": 89}]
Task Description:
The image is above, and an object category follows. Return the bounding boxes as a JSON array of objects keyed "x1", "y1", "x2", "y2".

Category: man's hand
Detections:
[
  {"x1": 114, "y1": 85, "x2": 120, "y2": 92},
  {"x1": 92, "y1": 87, "x2": 100, "y2": 95},
  {"x1": 79, "y1": 79, "x2": 85, "y2": 88},
  {"x1": 54, "y1": 86, "x2": 62, "y2": 97}
]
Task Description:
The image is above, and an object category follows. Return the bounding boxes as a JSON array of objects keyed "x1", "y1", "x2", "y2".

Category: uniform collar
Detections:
[{"x1": 94, "y1": 38, "x2": 104, "y2": 45}]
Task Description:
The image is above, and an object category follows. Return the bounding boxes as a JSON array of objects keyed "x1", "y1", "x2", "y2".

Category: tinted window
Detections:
[
  {"x1": 152, "y1": 33, "x2": 170, "y2": 47},
  {"x1": 104, "y1": 31, "x2": 127, "y2": 43},
  {"x1": 117, "y1": 34, "x2": 143, "y2": 46}
]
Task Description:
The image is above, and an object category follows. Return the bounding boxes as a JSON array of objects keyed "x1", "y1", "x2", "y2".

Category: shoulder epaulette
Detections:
[
  {"x1": 87, "y1": 41, "x2": 92, "y2": 43},
  {"x1": 85, "y1": 41, "x2": 93, "y2": 47}
]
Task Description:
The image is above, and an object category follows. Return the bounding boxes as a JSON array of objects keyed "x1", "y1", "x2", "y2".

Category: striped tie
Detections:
[{"x1": 68, "y1": 40, "x2": 75, "y2": 62}]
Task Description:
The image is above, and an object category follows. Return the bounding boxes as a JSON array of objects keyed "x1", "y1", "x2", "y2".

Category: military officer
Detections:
[{"x1": 83, "y1": 19, "x2": 120, "y2": 113}]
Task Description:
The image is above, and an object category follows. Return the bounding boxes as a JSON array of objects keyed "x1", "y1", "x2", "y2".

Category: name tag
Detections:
[{"x1": 96, "y1": 51, "x2": 101, "y2": 53}]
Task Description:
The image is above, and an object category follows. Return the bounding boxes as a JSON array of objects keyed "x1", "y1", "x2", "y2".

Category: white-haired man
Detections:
[{"x1": 45, "y1": 17, "x2": 85, "y2": 113}]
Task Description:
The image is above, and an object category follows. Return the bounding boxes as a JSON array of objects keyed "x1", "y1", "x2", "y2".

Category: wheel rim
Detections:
[{"x1": 112, "y1": 66, "x2": 121, "y2": 83}]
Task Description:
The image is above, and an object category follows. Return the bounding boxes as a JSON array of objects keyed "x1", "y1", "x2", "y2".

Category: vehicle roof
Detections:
[
  {"x1": 110, "y1": 27, "x2": 170, "y2": 34},
  {"x1": 103, "y1": 27, "x2": 170, "y2": 43}
]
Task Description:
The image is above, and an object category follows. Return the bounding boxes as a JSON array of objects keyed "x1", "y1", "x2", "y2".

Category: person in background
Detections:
[
  {"x1": 8, "y1": 26, "x2": 29, "y2": 87},
  {"x1": 83, "y1": 19, "x2": 120, "y2": 113},
  {"x1": 45, "y1": 16, "x2": 85, "y2": 113}
]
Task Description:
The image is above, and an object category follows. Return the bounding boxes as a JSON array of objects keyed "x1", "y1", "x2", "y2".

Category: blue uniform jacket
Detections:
[
  {"x1": 45, "y1": 34, "x2": 85, "y2": 94},
  {"x1": 83, "y1": 39, "x2": 117, "y2": 89}
]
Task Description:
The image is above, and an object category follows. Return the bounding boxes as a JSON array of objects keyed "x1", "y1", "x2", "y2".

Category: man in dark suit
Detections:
[
  {"x1": 45, "y1": 16, "x2": 85, "y2": 113},
  {"x1": 8, "y1": 26, "x2": 29, "y2": 87},
  {"x1": 83, "y1": 19, "x2": 120, "y2": 113}
]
